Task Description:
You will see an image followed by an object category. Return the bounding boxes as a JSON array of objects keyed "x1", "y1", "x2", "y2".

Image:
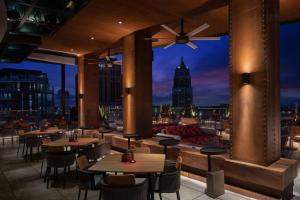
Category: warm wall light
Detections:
[
  {"x1": 242, "y1": 73, "x2": 251, "y2": 85},
  {"x1": 78, "y1": 93, "x2": 84, "y2": 99}
]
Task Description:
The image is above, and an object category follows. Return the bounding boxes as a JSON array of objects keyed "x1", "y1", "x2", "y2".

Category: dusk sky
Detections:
[{"x1": 0, "y1": 22, "x2": 299, "y2": 107}]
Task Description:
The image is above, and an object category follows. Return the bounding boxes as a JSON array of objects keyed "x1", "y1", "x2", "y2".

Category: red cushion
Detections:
[
  {"x1": 184, "y1": 124, "x2": 202, "y2": 137},
  {"x1": 164, "y1": 125, "x2": 185, "y2": 136},
  {"x1": 181, "y1": 135, "x2": 219, "y2": 146}
]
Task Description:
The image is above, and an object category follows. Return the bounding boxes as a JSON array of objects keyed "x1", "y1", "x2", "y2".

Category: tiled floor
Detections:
[{"x1": 0, "y1": 139, "x2": 299, "y2": 200}]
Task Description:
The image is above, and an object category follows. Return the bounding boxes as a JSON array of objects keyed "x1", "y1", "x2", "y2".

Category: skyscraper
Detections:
[
  {"x1": 99, "y1": 60, "x2": 122, "y2": 106},
  {"x1": 0, "y1": 68, "x2": 54, "y2": 114},
  {"x1": 172, "y1": 57, "x2": 193, "y2": 108}
]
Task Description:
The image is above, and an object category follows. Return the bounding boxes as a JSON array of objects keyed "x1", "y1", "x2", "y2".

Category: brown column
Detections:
[
  {"x1": 77, "y1": 56, "x2": 100, "y2": 128},
  {"x1": 123, "y1": 30, "x2": 153, "y2": 138},
  {"x1": 0, "y1": 0, "x2": 7, "y2": 42},
  {"x1": 61, "y1": 64, "x2": 66, "y2": 116},
  {"x1": 229, "y1": 0, "x2": 280, "y2": 165}
]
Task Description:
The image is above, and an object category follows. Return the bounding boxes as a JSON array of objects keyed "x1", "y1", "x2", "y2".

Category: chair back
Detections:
[
  {"x1": 77, "y1": 169, "x2": 101, "y2": 190},
  {"x1": 83, "y1": 143, "x2": 110, "y2": 162},
  {"x1": 76, "y1": 155, "x2": 90, "y2": 170},
  {"x1": 47, "y1": 151, "x2": 75, "y2": 168},
  {"x1": 159, "y1": 170, "x2": 181, "y2": 193},
  {"x1": 102, "y1": 176, "x2": 148, "y2": 200},
  {"x1": 106, "y1": 174, "x2": 135, "y2": 186},
  {"x1": 132, "y1": 147, "x2": 151, "y2": 154}
]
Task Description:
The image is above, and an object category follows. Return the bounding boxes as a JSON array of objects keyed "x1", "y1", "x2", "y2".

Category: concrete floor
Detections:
[{"x1": 0, "y1": 138, "x2": 299, "y2": 200}]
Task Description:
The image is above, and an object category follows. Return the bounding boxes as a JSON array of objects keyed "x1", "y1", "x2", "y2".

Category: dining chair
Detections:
[
  {"x1": 152, "y1": 170, "x2": 181, "y2": 200},
  {"x1": 16, "y1": 130, "x2": 25, "y2": 157},
  {"x1": 44, "y1": 151, "x2": 76, "y2": 188},
  {"x1": 164, "y1": 156, "x2": 182, "y2": 172},
  {"x1": 77, "y1": 169, "x2": 102, "y2": 200},
  {"x1": 76, "y1": 155, "x2": 103, "y2": 200},
  {"x1": 25, "y1": 135, "x2": 42, "y2": 160},
  {"x1": 82, "y1": 143, "x2": 110, "y2": 163},
  {"x1": 40, "y1": 138, "x2": 65, "y2": 178},
  {"x1": 101, "y1": 174, "x2": 148, "y2": 200}
]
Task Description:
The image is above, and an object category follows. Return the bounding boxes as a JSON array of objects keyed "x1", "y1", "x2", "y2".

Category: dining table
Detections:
[
  {"x1": 22, "y1": 127, "x2": 64, "y2": 136},
  {"x1": 89, "y1": 153, "x2": 165, "y2": 200},
  {"x1": 42, "y1": 137, "x2": 99, "y2": 148}
]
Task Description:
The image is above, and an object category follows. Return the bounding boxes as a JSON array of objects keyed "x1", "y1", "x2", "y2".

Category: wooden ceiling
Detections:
[{"x1": 40, "y1": 0, "x2": 300, "y2": 56}]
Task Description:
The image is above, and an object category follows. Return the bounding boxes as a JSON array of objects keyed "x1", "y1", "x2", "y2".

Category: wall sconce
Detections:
[
  {"x1": 242, "y1": 73, "x2": 251, "y2": 85},
  {"x1": 125, "y1": 87, "x2": 133, "y2": 95},
  {"x1": 78, "y1": 93, "x2": 84, "y2": 99}
]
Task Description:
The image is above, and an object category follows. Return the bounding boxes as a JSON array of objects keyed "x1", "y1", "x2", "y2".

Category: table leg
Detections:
[
  {"x1": 164, "y1": 145, "x2": 168, "y2": 159},
  {"x1": 208, "y1": 155, "x2": 212, "y2": 172},
  {"x1": 128, "y1": 138, "x2": 131, "y2": 149},
  {"x1": 148, "y1": 173, "x2": 154, "y2": 200}
]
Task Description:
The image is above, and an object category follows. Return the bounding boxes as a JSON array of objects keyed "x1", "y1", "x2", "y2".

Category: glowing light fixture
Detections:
[
  {"x1": 118, "y1": 21, "x2": 123, "y2": 25},
  {"x1": 90, "y1": 37, "x2": 94, "y2": 40}
]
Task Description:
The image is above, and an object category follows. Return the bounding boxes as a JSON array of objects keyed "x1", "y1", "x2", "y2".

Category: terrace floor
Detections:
[{"x1": 0, "y1": 139, "x2": 299, "y2": 200}]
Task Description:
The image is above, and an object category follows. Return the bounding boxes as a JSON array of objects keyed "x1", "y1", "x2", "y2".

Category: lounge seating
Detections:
[
  {"x1": 162, "y1": 124, "x2": 219, "y2": 147},
  {"x1": 101, "y1": 174, "x2": 148, "y2": 200}
]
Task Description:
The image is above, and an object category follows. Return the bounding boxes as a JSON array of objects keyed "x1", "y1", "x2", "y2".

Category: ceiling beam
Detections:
[
  {"x1": 16, "y1": 0, "x2": 39, "y2": 30},
  {"x1": 88, "y1": 0, "x2": 229, "y2": 58}
]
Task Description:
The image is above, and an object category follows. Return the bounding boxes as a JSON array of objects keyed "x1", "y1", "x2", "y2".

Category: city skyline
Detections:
[{"x1": 0, "y1": 22, "x2": 299, "y2": 107}]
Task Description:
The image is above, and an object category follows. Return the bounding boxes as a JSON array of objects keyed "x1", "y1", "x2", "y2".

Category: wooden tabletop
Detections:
[
  {"x1": 89, "y1": 153, "x2": 165, "y2": 173},
  {"x1": 42, "y1": 138, "x2": 99, "y2": 147},
  {"x1": 22, "y1": 128, "x2": 64, "y2": 136}
]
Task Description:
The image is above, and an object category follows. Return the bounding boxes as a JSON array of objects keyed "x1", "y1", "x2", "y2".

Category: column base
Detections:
[{"x1": 205, "y1": 170, "x2": 225, "y2": 198}]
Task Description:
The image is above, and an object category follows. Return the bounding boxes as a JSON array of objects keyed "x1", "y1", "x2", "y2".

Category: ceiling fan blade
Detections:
[
  {"x1": 144, "y1": 38, "x2": 172, "y2": 42},
  {"x1": 161, "y1": 25, "x2": 179, "y2": 36},
  {"x1": 186, "y1": 42, "x2": 198, "y2": 49},
  {"x1": 164, "y1": 42, "x2": 176, "y2": 49},
  {"x1": 190, "y1": 37, "x2": 221, "y2": 41},
  {"x1": 187, "y1": 23, "x2": 210, "y2": 37}
]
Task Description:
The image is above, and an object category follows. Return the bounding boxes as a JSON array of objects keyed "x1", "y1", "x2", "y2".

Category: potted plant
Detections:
[{"x1": 98, "y1": 105, "x2": 108, "y2": 127}]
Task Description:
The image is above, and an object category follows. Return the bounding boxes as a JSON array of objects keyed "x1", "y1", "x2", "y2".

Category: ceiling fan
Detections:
[
  {"x1": 145, "y1": 18, "x2": 220, "y2": 49},
  {"x1": 99, "y1": 49, "x2": 122, "y2": 68}
]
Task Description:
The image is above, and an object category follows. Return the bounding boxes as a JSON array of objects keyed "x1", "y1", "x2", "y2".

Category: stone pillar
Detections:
[
  {"x1": 0, "y1": 0, "x2": 7, "y2": 42},
  {"x1": 77, "y1": 56, "x2": 100, "y2": 128},
  {"x1": 229, "y1": 0, "x2": 280, "y2": 165},
  {"x1": 61, "y1": 64, "x2": 66, "y2": 116},
  {"x1": 123, "y1": 30, "x2": 153, "y2": 138}
]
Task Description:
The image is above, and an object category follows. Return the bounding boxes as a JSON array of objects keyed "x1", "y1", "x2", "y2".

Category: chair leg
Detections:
[
  {"x1": 84, "y1": 190, "x2": 88, "y2": 200},
  {"x1": 30, "y1": 147, "x2": 33, "y2": 160},
  {"x1": 44, "y1": 167, "x2": 49, "y2": 183},
  {"x1": 159, "y1": 193, "x2": 162, "y2": 200},
  {"x1": 40, "y1": 159, "x2": 44, "y2": 178},
  {"x1": 47, "y1": 168, "x2": 51, "y2": 189},
  {"x1": 17, "y1": 143, "x2": 20, "y2": 157},
  {"x1": 63, "y1": 167, "x2": 66, "y2": 188},
  {"x1": 98, "y1": 190, "x2": 102, "y2": 200},
  {"x1": 22, "y1": 143, "x2": 25, "y2": 155},
  {"x1": 78, "y1": 189, "x2": 81, "y2": 200},
  {"x1": 176, "y1": 191, "x2": 180, "y2": 200}
]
